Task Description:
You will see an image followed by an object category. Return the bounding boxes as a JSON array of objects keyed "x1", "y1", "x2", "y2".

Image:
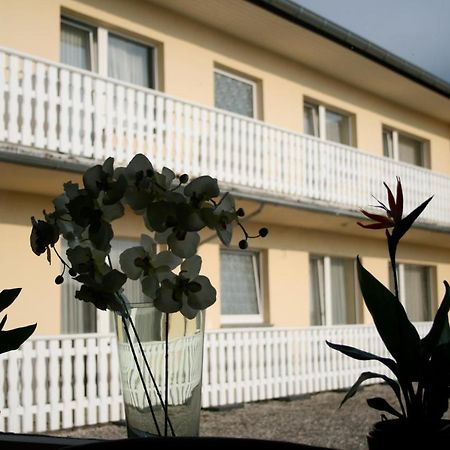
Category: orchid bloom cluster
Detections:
[{"x1": 30, "y1": 155, "x2": 267, "y2": 318}]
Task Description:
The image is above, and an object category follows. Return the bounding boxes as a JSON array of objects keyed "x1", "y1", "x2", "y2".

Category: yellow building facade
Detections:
[{"x1": 0, "y1": 0, "x2": 450, "y2": 335}]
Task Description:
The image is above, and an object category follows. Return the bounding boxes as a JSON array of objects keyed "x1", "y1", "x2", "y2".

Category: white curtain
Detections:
[
  {"x1": 398, "y1": 134, "x2": 423, "y2": 166},
  {"x1": 303, "y1": 103, "x2": 319, "y2": 137},
  {"x1": 108, "y1": 34, "x2": 152, "y2": 87},
  {"x1": 404, "y1": 265, "x2": 431, "y2": 321},
  {"x1": 326, "y1": 110, "x2": 350, "y2": 145},
  {"x1": 330, "y1": 258, "x2": 355, "y2": 325},
  {"x1": 220, "y1": 251, "x2": 259, "y2": 315},
  {"x1": 309, "y1": 257, "x2": 325, "y2": 325},
  {"x1": 383, "y1": 128, "x2": 394, "y2": 158},
  {"x1": 60, "y1": 21, "x2": 92, "y2": 70}
]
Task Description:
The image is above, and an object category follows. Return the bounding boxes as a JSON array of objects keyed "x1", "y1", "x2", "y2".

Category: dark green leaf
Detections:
[
  {"x1": 366, "y1": 397, "x2": 403, "y2": 418},
  {"x1": 357, "y1": 257, "x2": 421, "y2": 376},
  {"x1": 421, "y1": 280, "x2": 450, "y2": 357},
  {"x1": 0, "y1": 288, "x2": 21, "y2": 313},
  {"x1": 83, "y1": 165, "x2": 104, "y2": 197},
  {"x1": 0, "y1": 323, "x2": 37, "y2": 354},
  {"x1": 326, "y1": 341, "x2": 399, "y2": 375},
  {"x1": 392, "y1": 196, "x2": 433, "y2": 243},
  {"x1": 338, "y1": 371, "x2": 403, "y2": 414}
]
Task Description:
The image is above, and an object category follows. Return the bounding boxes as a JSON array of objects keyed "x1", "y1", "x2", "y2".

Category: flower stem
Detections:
[
  {"x1": 164, "y1": 313, "x2": 169, "y2": 437},
  {"x1": 125, "y1": 306, "x2": 176, "y2": 436},
  {"x1": 122, "y1": 315, "x2": 161, "y2": 436}
]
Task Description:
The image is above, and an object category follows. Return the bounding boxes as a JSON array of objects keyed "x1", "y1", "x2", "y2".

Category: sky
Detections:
[{"x1": 292, "y1": 0, "x2": 450, "y2": 84}]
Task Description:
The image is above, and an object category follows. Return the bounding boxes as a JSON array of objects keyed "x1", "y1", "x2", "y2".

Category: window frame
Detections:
[
  {"x1": 60, "y1": 15, "x2": 158, "y2": 89},
  {"x1": 220, "y1": 249, "x2": 264, "y2": 325},
  {"x1": 382, "y1": 126, "x2": 429, "y2": 168},
  {"x1": 309, "y1": 254, "x2": 360, "y2": 326},
  {"x1": 214, "y1": 67, "x2": 258, "y2": 119},
  {"x1": 303, "y1": 100, "x2": 354, "y2": 146}
]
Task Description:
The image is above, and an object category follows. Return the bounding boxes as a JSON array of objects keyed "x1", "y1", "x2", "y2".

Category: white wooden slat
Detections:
[
  {"x1": 208, "y1": 111, "x2": 216, "y2": 177},
  {"x1": 216, "y1": 113, "x2": 224, "y2": 180},
  {"x1": 48, "y1": 339, "x2": 60, "y2": 430},
  {"x1": 35, "y1": 340, "x2": 47, "y2": 432},
  {"x1": 145, "y1": 93, "x2": 156, "y2": 160},
  {"x1": 20, "y1": 59, "x2": 33, "y2": 146},
  {"x1": 47, "y1": 66, "x2": 58, "y2": 150},
  {"x1": 217, "y1": 332, "x2": 226, "y2": 405},
  {"x1": 224, "y1": 115, "x2": 232, "y2": 183},
  {"x1": 200, "y1": 109, "x2": 208, "y2": 175},
  {"x1": 235, "y1": 332, "x2": 242, "y2": 403},
  {"x1": 7, "y1": 350, "x2": 20, "y2": 432},
  {"x1": 21, "y1": 342, "x2": 33, "y2": 432},
  {"x1": 209, "y1": 334, "x2": 218, "y2": 406},
  {"x1": 109, "y1": 335, "x2": 121, "y2": 421},
  {"x1": 74, "y1": 338, "x2": 85, "y2": 427},
  {"x1": 104, "y1": 82, "x2": 114, "y2": 157},
  {"x1": 125, "y1": 88, "x2": 135, "y2": 162},
  {"x1": 173, "y1": 102, "x2": 183, "y2": 174},
  {"x1": 59, "y1": 69, "x2": 70, "y2": 153},
  {"x1": 115, "y1": 85, "x2": 125, "y2": 163},
  {"x1": 191, "y1": 107, "x2": 200, "y2": 177},
  {"x1": 92, "y1": 78, "x2": 105, "y2": 160},
  {"x1": 247, "y1": 122, "x2": 255, "y2": 187},
  {"x1": 240, "y1": 121, "x2": 248, "y2": 186},
  {"x1": 7, "y1": 55, "x2": 20, "y2": 144},
  {"x1": 155, "y1": 96, "x2": 164, "y2": 169},
  {"x1": 70, "y1": 73, "x2": 82, "y2": 155},
  {"x1": 182, "y1": 103, "x2": 191, "y2": 174},
  {"x1": 165, "y1": 99, "x2": 174, "y2": 169},
  {"x1": 98, "y1": 337, "x2": 109, "y2": 423},
  {"x1": 232, "y1": 117, "x2": 240, "y2": 184},
  {"x1": 82, "y1": 76, "x2": 94, "y2": 158},
  {"x1": 61, "y1": 339, "x2": 73, "y2": 429},
  {"x1": 135, "y1": 91, "x2": 145, "y2": 154},
  {"x1": 86, "y1": 337, "x2": 97, "y2": 425}
]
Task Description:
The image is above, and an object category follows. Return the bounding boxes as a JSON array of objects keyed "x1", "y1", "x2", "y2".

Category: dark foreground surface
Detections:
[{"x1": 50, "y1": 384, "x2": 447, "y2": 450}]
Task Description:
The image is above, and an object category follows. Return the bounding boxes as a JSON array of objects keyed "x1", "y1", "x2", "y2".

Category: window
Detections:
[
  {"x1": 61, "y1": 239, "x2": 143, "y2": 334},
  {"x1": 60, "y1": 17, "x2": 155, "y2": 88},
  {"x1": 391, "y1": 263, "x2": 434, "y2": 321},
  {"x1": 220, "y1": 250, "x2": 263, "y2": 324},
  {"x1": 309, "y1": 255, "x2": 359, "y2": 325},
  {"x1": 383, "y1": 128, "x2": 429, "y2": 168},
  {"x1": 60, "y1": 18, "x2": 95, "y2": 71},
  {"x1": 304, "y1": 101, "x2": 353, "y2": 145},
  {"x1": 214, "y1": 69, "x2": 256, "y2": 118}
]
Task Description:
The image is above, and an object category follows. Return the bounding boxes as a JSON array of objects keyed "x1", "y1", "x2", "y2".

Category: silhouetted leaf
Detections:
[
  {"x1": 421, "y1": 280, "x2": 450, "y2": 358},
  {"x1": 0, "y1": 288, "x2": 21, "y2": 313},
  {"x1": 366, "y1": 397, "x2": 402, "y2": 418},
  {"x1": 0, "y1": 323, "x2": 37, "y2": 354},
  {"x1": 326, "y1": 341, "x2": 399, "y2": 375},
  {"x1": 357, "y1": 257, "x2": 421, "y2": 377}
]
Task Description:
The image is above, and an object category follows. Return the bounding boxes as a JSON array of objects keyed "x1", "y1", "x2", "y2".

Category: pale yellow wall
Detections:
[
  {"x1": 0, "y1": 190, "x2": 60, "y2": 335},
  {"x1": 0, "y1": 0, "x2": 448, "y2": 172},
  {"x1": 0, "y1": 0, "x2": 450, "y2": 333},
  {"x1": 267, "y1": 249, "x2": 309, "y2": 326}
]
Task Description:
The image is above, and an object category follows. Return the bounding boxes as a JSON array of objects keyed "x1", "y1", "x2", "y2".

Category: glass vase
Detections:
[{"x1": 115, "y1": 303, "x2": 205, "y2": 437}]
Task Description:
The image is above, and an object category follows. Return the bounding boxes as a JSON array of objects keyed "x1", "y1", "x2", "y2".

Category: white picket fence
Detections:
[
  {"x1": 0, "y1": 323, "x2": 432, "y2": 434},
  {"x1": 1, "y1": 47, "x2": 449, "y2": 226}
]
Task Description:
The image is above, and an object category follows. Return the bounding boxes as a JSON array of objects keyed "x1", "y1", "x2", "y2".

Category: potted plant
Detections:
[
  {"x1": 30, "y1": 154, "x2": 267, "y2": 438},
  {"x1": 327, "y1": 178, "x2": 450, "y2": 449}
]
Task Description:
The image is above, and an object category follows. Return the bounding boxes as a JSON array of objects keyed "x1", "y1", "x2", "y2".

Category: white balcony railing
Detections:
[{"x1": 1, "y1": 47, "x2": 449, "y2": 226}]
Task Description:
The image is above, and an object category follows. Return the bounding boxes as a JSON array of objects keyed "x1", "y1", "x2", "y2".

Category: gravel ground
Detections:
[{"x1": 48, "y1": 384, "x2": 422, "y2": 449}]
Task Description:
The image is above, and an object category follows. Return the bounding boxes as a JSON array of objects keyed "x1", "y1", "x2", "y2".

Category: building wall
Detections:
[
  {"x1": 0, "y1": 0, "x2": 449, "y2": 171},
  {"x1": 0, "y1": 0, "x2": 450, "y2": 333}
]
